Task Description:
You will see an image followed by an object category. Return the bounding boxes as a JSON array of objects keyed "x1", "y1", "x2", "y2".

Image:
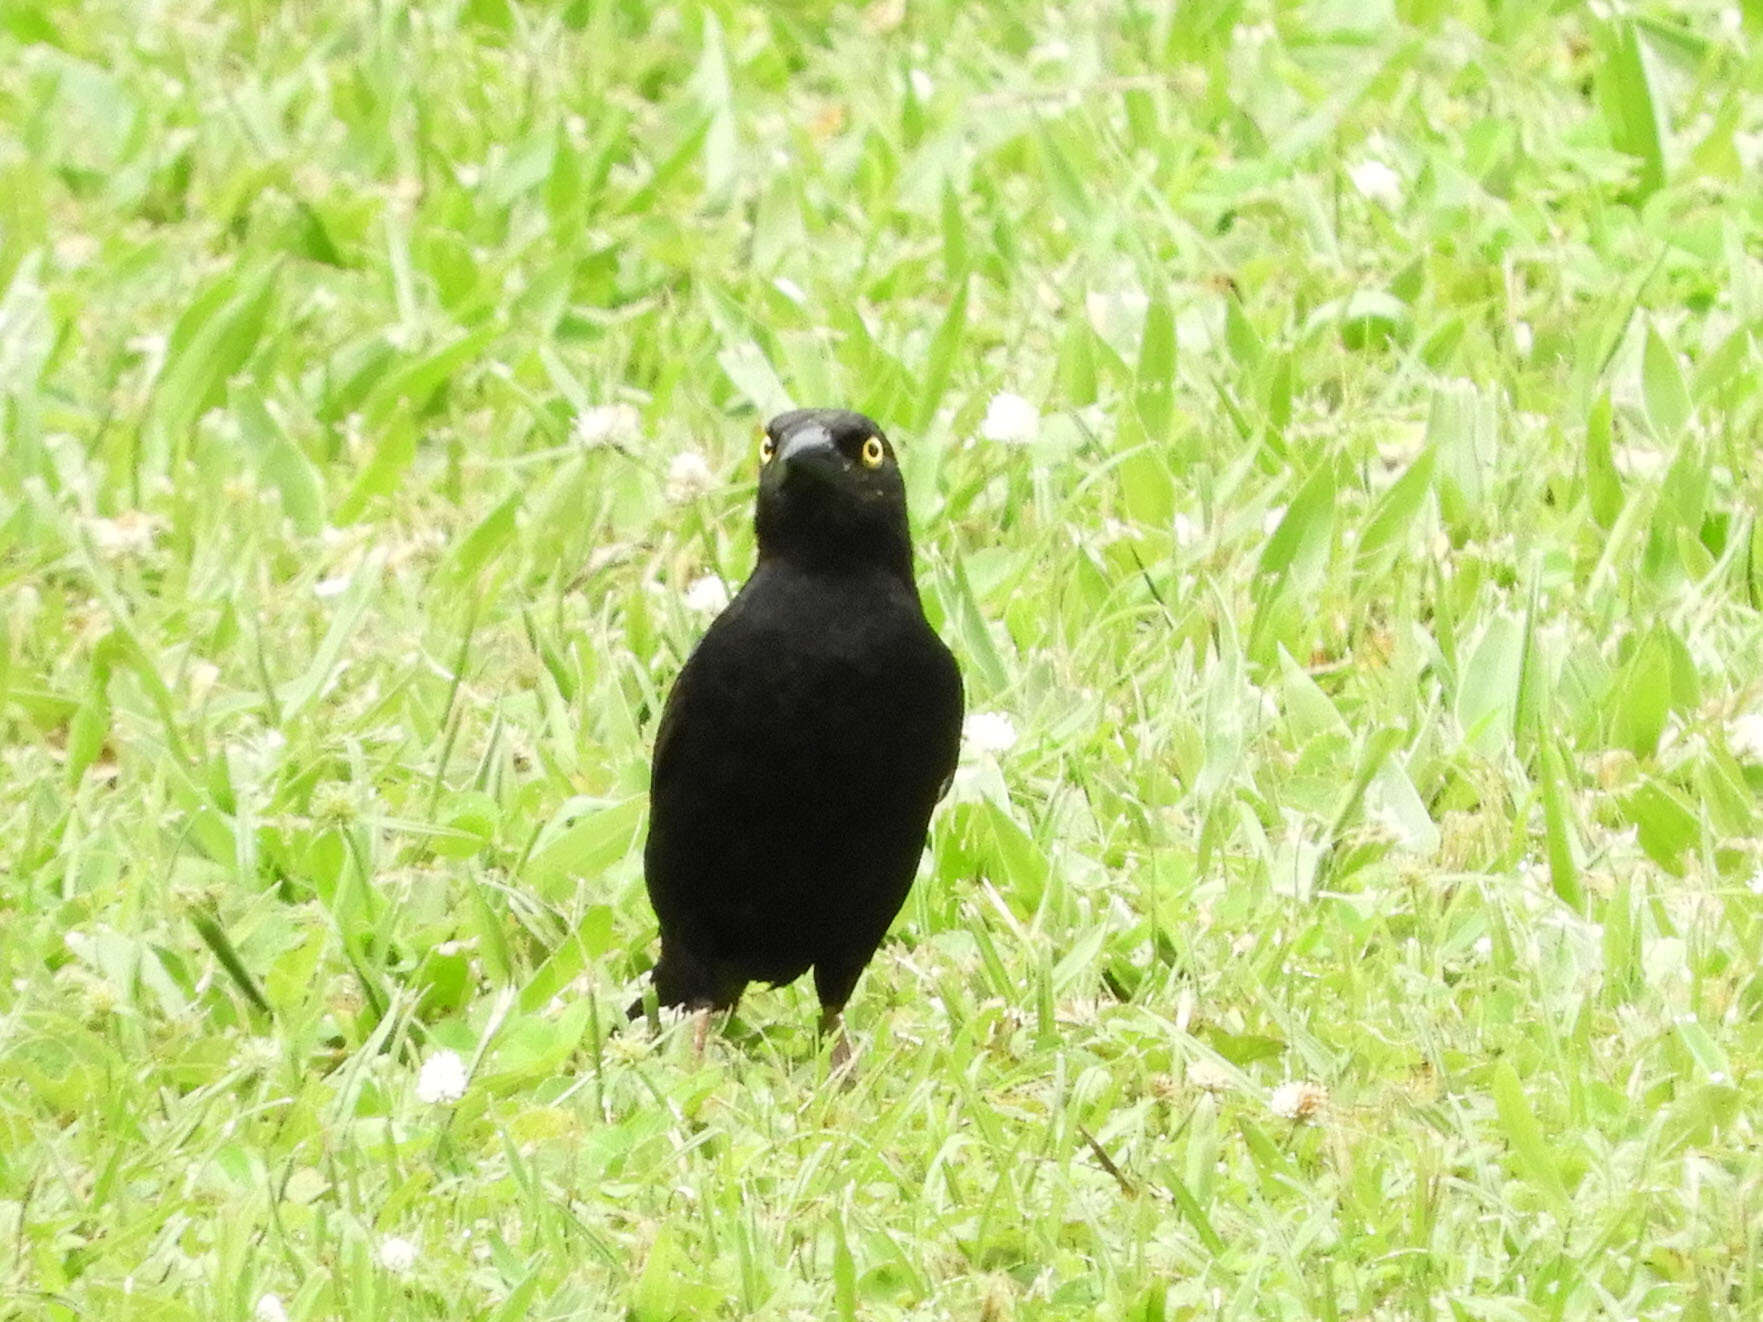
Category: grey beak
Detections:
[{"x1": 774, "y1": 425, "x2": 842, "y2": 480}]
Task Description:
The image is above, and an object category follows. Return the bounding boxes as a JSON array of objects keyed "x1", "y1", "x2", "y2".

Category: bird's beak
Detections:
[{"x1": 773, "y1": 425, "x2": 844, "y2": 483}]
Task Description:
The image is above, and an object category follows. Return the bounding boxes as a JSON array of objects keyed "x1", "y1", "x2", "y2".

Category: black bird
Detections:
[{"x1": 637, "y1": 407, "x2": 964, "y2": 1060}]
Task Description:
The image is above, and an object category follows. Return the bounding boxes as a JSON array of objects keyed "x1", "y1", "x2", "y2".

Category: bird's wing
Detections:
[
  {"x1": 931, "y1": 638, "x2": 965, "y2": 801},
  {"x1": 648, "y1": 612, "x2": 769, "y2": 794},
  {"x1": 648, "y1": 648, "x2": 702, "y2": 793}
]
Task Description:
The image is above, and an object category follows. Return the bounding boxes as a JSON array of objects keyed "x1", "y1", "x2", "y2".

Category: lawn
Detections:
[{"x1": 3, "y1": 1, "x2": 1763, "y2": 1318}]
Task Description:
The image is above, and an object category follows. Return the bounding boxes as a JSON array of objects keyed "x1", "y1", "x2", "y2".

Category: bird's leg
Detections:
[
  {"x1": 691, "y1": 1006, "x2": 713, "y2": 1058},
  {"x1": 820, "y1": 1007, "x2": 856, "y2": 1079}
]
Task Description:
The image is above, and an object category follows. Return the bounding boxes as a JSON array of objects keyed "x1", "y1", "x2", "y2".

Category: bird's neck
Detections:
[
  {"x1": 754, "y1": 521, "x2": 915, "y2": 585},
  {"x1": 756, "y1": 539, "x2": 917, "y2": 588}
]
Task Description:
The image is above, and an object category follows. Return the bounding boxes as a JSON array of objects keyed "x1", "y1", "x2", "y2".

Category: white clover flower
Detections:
[
  {"x1": 979, "y1": 392, "x2": 1040, "y2": 444},
  {"x1": 572, "y1": 402, "x2": 641, "y2": 447},
  {"x1": 415, "y1": 1048, "x2": 469, "y2": 1105},
  {"x1": 963, "y1": 711, "x2": 1018, "y2": 754},
  {"x1": 83, "y1": 512, "x2": 161, "y2": 559},
  {"x1": 1269, "y1": 1079, "x2": 1328, "y2": 1122},
  {"x1": 378, "y1": 1235, "x2": 418, "y2": 1274},
  {"x1": 682, "y1": 574, "x2": 731, "y2": 614},
  {"x1": 1186, "y1": 1058, "x2": 1232, "y2": 1093},
  {"x1": 1347, "y1": 158, "x2": 1402, "y2": 207},
  {"x1": 665, "y1": 451, "x2": 717, "y2": 503},
  {"x1": 188, "y1": 660, "x2": 221, "y2": 703},
  {"x1": 240, "y1": 1036, "x2": 281, "y2": 1072},
  {"x1": 54, "y1": 232, "x2": 99, "y2": 269},
  {"x1": 1728, "y1": 711, "x2": 1763, "y2": 762},
  {"x1": 255, "y1": 1294, "x2": 290, "y2": 1322}
]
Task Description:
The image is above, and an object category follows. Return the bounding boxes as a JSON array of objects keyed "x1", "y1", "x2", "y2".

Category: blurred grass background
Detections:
[{"x1": 3, "y1": 1, "x2": 1763, "y2": 1318}]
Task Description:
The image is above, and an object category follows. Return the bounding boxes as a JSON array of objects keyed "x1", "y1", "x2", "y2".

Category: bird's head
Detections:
[{"x1": 754, "y1": 408, "x2": 913, "y2": 578}]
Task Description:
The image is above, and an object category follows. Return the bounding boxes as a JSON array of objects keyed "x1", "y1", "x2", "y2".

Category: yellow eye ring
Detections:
[
  {"x1": 759, "y1": 436, "x2": 776, "y2": 464},
  {"x1": 860, "y1": 436, "x2": 885, "y2": 468}
]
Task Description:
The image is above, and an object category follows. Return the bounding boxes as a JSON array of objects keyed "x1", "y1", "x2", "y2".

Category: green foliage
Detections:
[{"x1": 3, "y1": 2, "x2": 1762, "y2": 1320}]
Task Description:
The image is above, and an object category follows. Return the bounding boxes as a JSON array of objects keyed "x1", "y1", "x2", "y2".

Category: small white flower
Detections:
[
  {"x1": 83, "y1": 512, "x2": 161, "y2": 559},
  {"x1": 963, "y1": 711, "x2": 1018, "y2": 754},
  {"x1": 54, "y1": 232, "x2": 99, "y2": 269},
  {"x1": 772, "y1": 276, "x2": 808, "y2": 305},
  {"x1": 1513, "y1": 321, "x2": 1533, "y2": 357},
  {"x1": 978, "y1": 392, "x2": 1040, "y2": 444},
  {"x1": 1261, "y1": 505, "x2": 1287, "y2": 537},
  {"x1": 314, "y1": 575, "x2": 350, "y2": 599},
  {"x1": 188, "y1": 661, "x2": 222, "y2": 703},
  {"x1": 1709, "y1": 1071, "x2": 1730, "y2": 1086},
  {"x1": 1173, "y1": 512, "x2": 1202, "y2": 548},
  {"x1": 665, "y1": 451, "x2": 717, "y2": 504},
  {"x1": 255, "y1": 1294, "x2": 290, "y2": 1322},
  {"x1": 1748, "y1": 874, "x2": 1763, "y2": 897},
  {"x1": 454, "y1": 163, "x2": 482, "y2": 188},
  {"x1": 378, "y1": 1235, "x2": 418, "y2": 1273},
  {"x1": 415, "y1": 1048, "x2": 469, "y2": 1105},
  {"x1": 682, "y1": 574, "x2": 731, "y2": 614},
  {"x1": 908, "y1": 68, "x2": 935, "y2": 101},
  {"x1": 1473, "y1": 936, "x2": 1493, "y2": 958},
  {"x1": 1728, "y1": 711, "x2": 1763, "y2": 762},
  {"x1": 1269, "y1": 1079, "x2": 1328, "y2": 1121},
  {"x1": 1347, "y1": 158, "x2": 1402, "y2": 207},
  {"x1": 1186, "y1": 1058, "x2": 1232, "y2": 1093},
  {"x1": 572, "y1": 402, "x2": 641, "y2": 447}
]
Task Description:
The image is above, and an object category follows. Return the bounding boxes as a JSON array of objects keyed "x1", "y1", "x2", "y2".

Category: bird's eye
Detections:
[
  {"x1": 759, "y1": 436, "x2": 776, "y2": 464},
  {"x1": 860, "y1": 436, "x2": 885, "y2": 468}
]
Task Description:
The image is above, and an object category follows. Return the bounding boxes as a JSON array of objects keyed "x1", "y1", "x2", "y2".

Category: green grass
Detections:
[{"x1": 4, "y1": 0, "x2": 1763, "y2": 1317}]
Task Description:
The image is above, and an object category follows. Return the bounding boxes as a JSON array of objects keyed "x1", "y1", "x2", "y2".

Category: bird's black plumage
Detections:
[{"x1": 637, "y1": 408, "x2": 963, "y2": 1038}]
